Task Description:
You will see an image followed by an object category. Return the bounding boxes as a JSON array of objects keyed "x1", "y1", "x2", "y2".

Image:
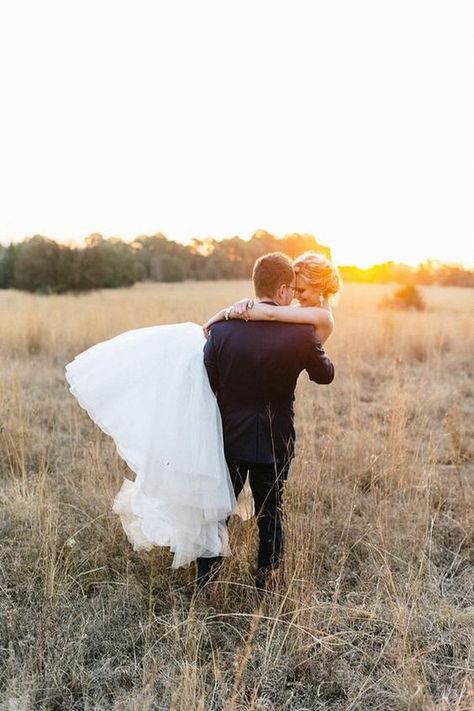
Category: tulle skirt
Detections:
[{"x1": 65, "y1": 322, "x2": 238, "y2": 568}]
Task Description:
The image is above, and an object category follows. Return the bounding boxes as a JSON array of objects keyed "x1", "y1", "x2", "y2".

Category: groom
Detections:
[{"x1": 197, "y1": 252, "x2": 334, "y2": 591}]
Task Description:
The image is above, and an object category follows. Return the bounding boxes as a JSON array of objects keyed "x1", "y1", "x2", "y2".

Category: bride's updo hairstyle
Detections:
[{"x1": 293, "y1": 251, "x2": 342, "y2": 301}]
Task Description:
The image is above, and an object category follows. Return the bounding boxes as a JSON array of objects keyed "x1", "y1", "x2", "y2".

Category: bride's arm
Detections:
[
  {"x1": 243, "y1": 301, "x2": 334, "y2": 344},
  {"x1": 204, "y1": 299, "x2": 334, "y2": 343},
  {"x1": 203, "y1": 306, "x2": 232, "y2": 337}
]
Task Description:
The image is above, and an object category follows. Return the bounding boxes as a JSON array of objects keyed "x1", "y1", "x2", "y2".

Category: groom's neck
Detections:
[{"x1": 256, "y1": 295, "x2": 281, "y2": 306}]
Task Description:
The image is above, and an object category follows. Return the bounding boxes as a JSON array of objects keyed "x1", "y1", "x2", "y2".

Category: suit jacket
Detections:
[{"x1": 203, "y1": 307, "x2": 334, "y2": 465}]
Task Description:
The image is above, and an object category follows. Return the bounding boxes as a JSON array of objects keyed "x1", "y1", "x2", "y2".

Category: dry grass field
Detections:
[{"x1": 1, "y1": 281, "x2": 473, "y2": 710}]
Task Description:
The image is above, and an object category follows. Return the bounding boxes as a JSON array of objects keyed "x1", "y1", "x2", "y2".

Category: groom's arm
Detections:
[
  {"x1": 203, "y1": 330, "x2": 219, "y2": 394},
  {"x1": 304, "y1": 331, "x2": 334, "y2": 384}
]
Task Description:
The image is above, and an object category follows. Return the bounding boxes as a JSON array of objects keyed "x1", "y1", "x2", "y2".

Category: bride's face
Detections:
[{"x1": 294, "y1": 275, "x2": 320, "y2": 307}]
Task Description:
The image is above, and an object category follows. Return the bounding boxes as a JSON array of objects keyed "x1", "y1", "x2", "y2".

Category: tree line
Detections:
[{"x1": 0, "y1": 231, "x2": 472, "y2": 293}]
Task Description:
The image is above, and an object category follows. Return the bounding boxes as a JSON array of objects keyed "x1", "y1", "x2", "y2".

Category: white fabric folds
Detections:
[{"x1": 65, "y1": 322, "x2": 237, "y2": 568}]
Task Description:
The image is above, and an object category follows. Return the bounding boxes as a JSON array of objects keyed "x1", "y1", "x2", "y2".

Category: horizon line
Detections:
[{"x1": 0, "y1": 232, "x2": 472, "y2": 271}]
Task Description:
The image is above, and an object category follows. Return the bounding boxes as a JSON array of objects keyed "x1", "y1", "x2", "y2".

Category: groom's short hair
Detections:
[{"x1": 252, "y1": 252, "x2": 294, "y2": 298}]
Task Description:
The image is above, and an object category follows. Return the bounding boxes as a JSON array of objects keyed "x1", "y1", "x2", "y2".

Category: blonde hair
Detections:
[{"x1": 293, "y1": 251, "x2": 342, "y2": 300}]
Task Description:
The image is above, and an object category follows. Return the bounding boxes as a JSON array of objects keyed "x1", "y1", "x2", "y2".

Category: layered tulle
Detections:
[{"x1": 65, "y1": 322, "x2": 238, "y2": 568}]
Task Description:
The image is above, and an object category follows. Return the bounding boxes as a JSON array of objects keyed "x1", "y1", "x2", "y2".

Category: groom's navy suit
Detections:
[{"x1": 198, "y1": 303, "x2": 334, "y2": 588}]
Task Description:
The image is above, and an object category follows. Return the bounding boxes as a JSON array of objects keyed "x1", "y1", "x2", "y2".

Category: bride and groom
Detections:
[{"x1": 65, "y1": 250, "x2": 341, "y2": 592}]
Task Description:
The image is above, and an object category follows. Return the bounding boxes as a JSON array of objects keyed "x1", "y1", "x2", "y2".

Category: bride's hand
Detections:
[
  {"x1": 202, "y1": 298, "x2": 254, "y2": 337},
  {"x1": 230, "y1": 298, "x2": 254, "y2": 321},
  {"x1": 203, "y1": 308, "x2": 230, "y2": 337}
]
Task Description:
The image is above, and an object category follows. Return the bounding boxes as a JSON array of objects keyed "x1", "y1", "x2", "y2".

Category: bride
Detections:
[{"x1": 65, "y1": 251, "x2": 341, "y2": 569}]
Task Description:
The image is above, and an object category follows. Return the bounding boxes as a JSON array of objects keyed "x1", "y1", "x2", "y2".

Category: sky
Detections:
[{"x1": 0, "y1": 0, "x2": 472, "y2": 268}]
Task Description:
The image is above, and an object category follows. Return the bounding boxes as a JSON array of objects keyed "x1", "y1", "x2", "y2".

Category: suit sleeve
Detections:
[
  {"x1": 305, "y1": 331, "x2": 334, "y2": 384},
  {"x1": 203, "y1": 330, "x2": 219, "y2": 394}
]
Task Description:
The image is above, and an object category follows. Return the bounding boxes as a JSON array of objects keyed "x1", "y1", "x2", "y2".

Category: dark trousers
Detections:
[{"x1": 196, "y1": 460, "x2": 290, "y2": 587}]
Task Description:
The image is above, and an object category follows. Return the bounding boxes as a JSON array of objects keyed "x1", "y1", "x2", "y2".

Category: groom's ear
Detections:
[{"x1": 274, "y1": 283, "x2": 286, "y2": 304}]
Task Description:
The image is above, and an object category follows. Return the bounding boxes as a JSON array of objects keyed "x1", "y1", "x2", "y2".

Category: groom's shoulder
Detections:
[
  {"x1": 209, "y1": 320, "x2": 316, "y2": 341},
  {"x1": 207, "y1": 320, "x2": 248, "y2": 338}
]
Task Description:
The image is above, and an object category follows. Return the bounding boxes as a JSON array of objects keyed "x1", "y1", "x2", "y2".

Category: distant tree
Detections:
[
  {"x1": 78, "y1": 237, "x2": 114, "y2": 289},
  {"x1": 195, "y1": 231, "x2": 331, "y2": 280},
  {"x1": 158, "y1": 255, "x2": 187, "y2": 282},
  {"x1": 13, "y1": 236, "x2": 62, "y2": 293},
  {"x1": 78, "y1": 235, "x2": 143, "y2": 290},
  {"x1": 55, "y1": 246, "x2": 82, "y2": 292},
  {"x1": 133, "y1": 234, "x2": 190, "y2": 281},
  {"x1": 436, "y1": 264, "x2": 474, "y2": 287},
  {"x1": 4, "y1": 230, "x2": 473, "y2": 294},
  {"x1": 205, "y1": 236, "x2": 250, "y2": 278},
  {"x1": 276, "y1": 232, "x2": 332, "y2": 260},
  {"x1": 381, "y1": 284, "x2": 425, "y2": 311},
  {"x1": 187, "y1": 241, "x2": 210, "y2": 280},
  {"x1": 416, "y1": 260, "x2": 438, "y2": 285},
  {"x1": 0, "y1": 243, "x2": 18, "y2": 288}
]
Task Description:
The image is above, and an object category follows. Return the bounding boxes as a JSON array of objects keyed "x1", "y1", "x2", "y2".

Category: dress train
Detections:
[{"x1": 65, "y1": 322, "x2": 239, "y2": 568}]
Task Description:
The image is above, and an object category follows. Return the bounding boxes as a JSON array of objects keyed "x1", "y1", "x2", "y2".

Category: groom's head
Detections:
[{"x1": 252, "y1": 252, "x2": 295, "y2": 306}]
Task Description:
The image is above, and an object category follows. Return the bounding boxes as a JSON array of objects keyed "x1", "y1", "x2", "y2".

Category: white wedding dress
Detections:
[{"x1": 65, "y1": 322, "x2": 239, "y2": 568}]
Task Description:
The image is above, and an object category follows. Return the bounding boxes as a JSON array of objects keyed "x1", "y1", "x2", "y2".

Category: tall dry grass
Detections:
[{"x1": 1, "y1": 282, "x2": 473, "y2": 710}]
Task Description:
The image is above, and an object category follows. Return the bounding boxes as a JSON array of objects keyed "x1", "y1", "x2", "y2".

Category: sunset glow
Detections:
[{"x1": 0, "y1": 1, "x2": 472, "y2": 269}]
